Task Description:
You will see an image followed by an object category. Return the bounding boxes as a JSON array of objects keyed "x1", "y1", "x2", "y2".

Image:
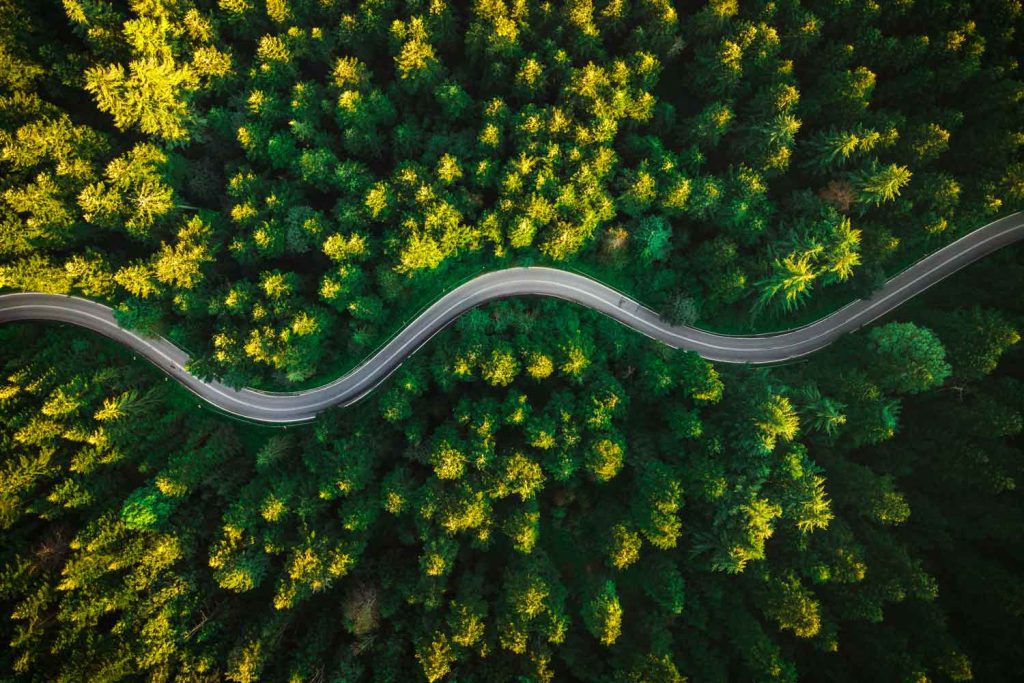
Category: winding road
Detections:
[{"x1": 1, "y1": 212, "x2": 1022, "y2": 424}]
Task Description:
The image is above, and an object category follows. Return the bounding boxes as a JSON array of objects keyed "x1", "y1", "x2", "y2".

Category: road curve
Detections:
[{"x1": 1, "y1": 212, "x2": 1022, "y2": 423}]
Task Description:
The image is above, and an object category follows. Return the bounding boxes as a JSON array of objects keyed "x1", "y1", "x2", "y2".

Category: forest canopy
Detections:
[{"x1": 1, "y1": 0, "x2": 1023, "y2": 681}]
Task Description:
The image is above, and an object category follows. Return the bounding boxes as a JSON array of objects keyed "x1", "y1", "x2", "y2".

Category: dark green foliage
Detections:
[
  {"x1": 866, "y1": 322, "x2": 952, "y2": 395},
  {"x1": 1, "y1": 0, "x2": 1023, "y2": 681}
]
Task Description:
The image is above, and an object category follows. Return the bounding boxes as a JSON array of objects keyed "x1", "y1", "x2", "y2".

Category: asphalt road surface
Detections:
[{"x1": 1, "y1": 212, "x2": 1021, "y2": 424}]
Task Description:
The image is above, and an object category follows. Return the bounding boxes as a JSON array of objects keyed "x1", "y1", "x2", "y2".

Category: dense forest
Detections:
[{"x1": 1, "y1": 0, "x2": 1022, "y2": 681}]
